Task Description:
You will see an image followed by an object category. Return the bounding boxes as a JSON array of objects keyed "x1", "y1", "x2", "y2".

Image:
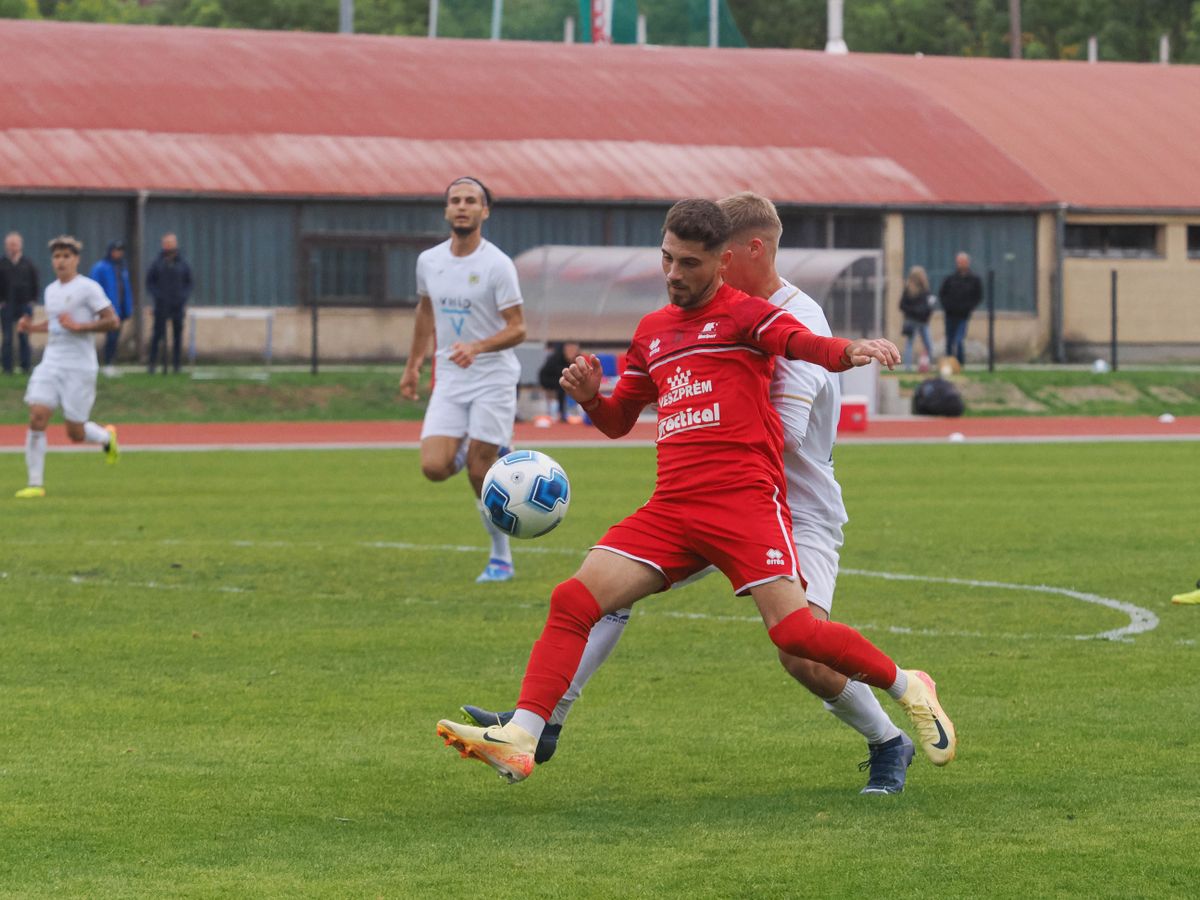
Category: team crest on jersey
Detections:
[
  {"x1": 468, "y1": 273, "x2": 481, "y2": 285},
  {"x1": 660, "y1": 366, "x2": 713, "y2": 408},
  {"x1": 698, "y1": 321, "x2": 719, "y2": 340},
  {"x1": 648, "y1": 338, "x2": 661, "y2": 356}
]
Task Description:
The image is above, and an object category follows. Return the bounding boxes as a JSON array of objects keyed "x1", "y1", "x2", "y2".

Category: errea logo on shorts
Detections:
[
  {"x1": 766, "y1": 548, "x2": 786, "y2": 566},
  {"x1": 698, "y1": 322, "x2": 718, "y2": 339},
  {"x1": 648, "y1": 338, "x2": 662, "y2": 356}
]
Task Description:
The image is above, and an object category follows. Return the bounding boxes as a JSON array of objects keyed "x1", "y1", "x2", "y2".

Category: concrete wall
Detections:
[{"x1": 1062, "y1": 215, "x2": 1200, "y2": 360}]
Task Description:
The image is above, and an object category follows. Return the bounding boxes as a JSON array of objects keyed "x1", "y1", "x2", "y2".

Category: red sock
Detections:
[
  {"x1": 767, "y1": 607, "x2": 898, "y2": 688},
  {"x1": 516, "y1": 578, "x2": 603, "y2": 719}
]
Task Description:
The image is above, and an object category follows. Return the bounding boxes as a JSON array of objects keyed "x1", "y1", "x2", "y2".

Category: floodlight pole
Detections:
[
  {"x1": 491, "y1": 0, "x2": 503, "y2": 40},
  {"x1": 429, "y1": 0, "x2": 439, "y2": 38},
  {"x1": 339, "y1": 0, "x2": 353, "y2": 34},
  {"x1": 709, "y1": 0, "x2": 718, "y2": 47}
]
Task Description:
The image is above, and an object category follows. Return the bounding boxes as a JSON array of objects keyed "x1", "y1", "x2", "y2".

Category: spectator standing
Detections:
[
  {"x1": 898, "y1": 265, "x2": 936, "y2": 371},
  {"x1": 0, "y1": 231, "x2": 39, "y2": 375},
  {"x1": 90, "y1": 240, "x2": 134, "y2": 376},
  {"x1": 938, "y1": 252, "x2": 983, "y2": 367},
  {"x1": 146, "y1": 232, "x2": 192, "y2": 373},
  {"x1": 538, "y1": 341, "x2": 581, "y2": 422}
]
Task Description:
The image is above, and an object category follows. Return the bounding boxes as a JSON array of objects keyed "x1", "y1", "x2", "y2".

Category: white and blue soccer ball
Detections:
[{"x1": 481, "y1": 450, "x2": 571, "y2": 539}]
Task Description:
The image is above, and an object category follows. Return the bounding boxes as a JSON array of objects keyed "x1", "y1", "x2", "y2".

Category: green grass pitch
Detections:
[{"x1": 1, "y1": 442, "x2": 1195, "y2": 897}]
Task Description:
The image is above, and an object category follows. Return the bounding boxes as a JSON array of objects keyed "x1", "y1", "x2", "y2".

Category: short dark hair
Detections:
[
  {"x1": 445, "y1": 176, "x2": 493, "y2": 207},
  {"x1": 663, "y1": 199, "x2": 730, "y2": 251}
]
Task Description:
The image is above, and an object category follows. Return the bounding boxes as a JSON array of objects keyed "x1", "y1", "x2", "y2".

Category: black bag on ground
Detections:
[{"x1": 912, "y1": 377, "x2": 964, "y2": 417}]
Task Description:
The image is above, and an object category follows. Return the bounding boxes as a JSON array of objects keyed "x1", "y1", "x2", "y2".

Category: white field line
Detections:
[{"x1": 3, "y1": 537, "x2": 1166, "y2": 645}]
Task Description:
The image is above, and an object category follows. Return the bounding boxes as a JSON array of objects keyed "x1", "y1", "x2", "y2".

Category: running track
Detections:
[{"x1": 2, "y1": 415, "x2": 1198, "y2": 451}]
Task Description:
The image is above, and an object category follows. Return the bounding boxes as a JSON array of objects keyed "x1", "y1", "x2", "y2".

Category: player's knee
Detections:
[
  {"x1": 767, "y1": 606, "x2": 818, "y2": 655},
  {"x1": 65, "y1": 424, "x2": 85, "y2": 443},
  {"x1": 549, "y1": 577, "x2": 603, "y2": 630},
  {"x1": 420, "y1": 460, "x2": 454, "y2": 482}
]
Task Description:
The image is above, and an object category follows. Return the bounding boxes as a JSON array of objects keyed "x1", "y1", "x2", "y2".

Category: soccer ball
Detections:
[{"x1": 481, "y1": 450, "x2": 571, "y2": 539}]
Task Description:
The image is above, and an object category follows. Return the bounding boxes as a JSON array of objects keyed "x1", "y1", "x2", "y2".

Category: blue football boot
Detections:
[{"x1": 858, "y1": 732, "x2": 915, "y2": 795}]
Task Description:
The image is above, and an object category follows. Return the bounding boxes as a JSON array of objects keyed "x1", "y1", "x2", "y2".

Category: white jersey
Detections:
[
  {"x1": 768, "y1": 279, "x2": 849, "y2": 542},
  {"x1": 41, "y1": 275, "x2": 111, "y2": 373},
  {"x1": 416, "y1": 238, "x2": 522, "y2": 388}
]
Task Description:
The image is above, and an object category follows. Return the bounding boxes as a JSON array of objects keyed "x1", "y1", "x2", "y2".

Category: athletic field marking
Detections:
[{"x1": 7, "y1": 538, "x2": 1162, "y2": 644}]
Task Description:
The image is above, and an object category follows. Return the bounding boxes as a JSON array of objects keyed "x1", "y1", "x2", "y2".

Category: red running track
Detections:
[{"x1": 1, "y1": 416, "x2": 1198, "y2": 450}]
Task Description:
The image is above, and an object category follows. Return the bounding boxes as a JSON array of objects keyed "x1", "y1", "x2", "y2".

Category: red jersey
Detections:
[{"x1": 586, "y1": 283, "x2": 851, "y2": 497}]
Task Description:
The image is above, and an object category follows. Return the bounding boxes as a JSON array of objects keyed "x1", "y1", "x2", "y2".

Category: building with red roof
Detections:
[{"x1": 1, "y1": 19, "x2": 1197, "y2": 362}]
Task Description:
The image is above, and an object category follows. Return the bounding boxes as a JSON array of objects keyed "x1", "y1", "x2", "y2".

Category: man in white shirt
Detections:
[
  {"x1": 400, "y1": 177, "x2": 527, "y2": 582},
  {"x1": 461, "y1": 193, "x2": 919, "y2": 794},
  {"x1": 15, "y1": 236, "x2": 120, "y2": 499}
]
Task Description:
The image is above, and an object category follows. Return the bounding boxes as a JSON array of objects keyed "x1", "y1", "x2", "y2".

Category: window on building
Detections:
[
  {"x1": 1188, "y1": 225, "x2": 1200, "y2": 259},
  {"x1": 302, "y1": 235, "x2": 440, "y2": 307},
  {"x1": 833, "y1": 215, "x2": 883, "y2": 249},
  {"x1": 1064, "y1": 224, "x2": 1162, "y2": 258}
]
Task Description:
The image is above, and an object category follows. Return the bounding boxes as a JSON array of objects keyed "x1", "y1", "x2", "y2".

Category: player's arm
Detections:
[
  {"x1": 58, "y1": 305, "x2": 118, "y2": 333},
  {"x1": 399, "y1": 295, "x2": 435, "y2": 400},
  {"x1": 16, "y1": 312, "x2": 46, "y2": 334},
  {"x1": 563, "y1": 354, "x2": 653, "y2": 439},
  {"x1": 771, "y1": 358, "x2": 825, "y2": 453},
  {"x1": 447, "y1": 303, "x2": 526, "y2": 368}
]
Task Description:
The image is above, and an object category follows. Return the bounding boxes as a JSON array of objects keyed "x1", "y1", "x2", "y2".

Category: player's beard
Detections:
[
  {"x1": 451, "y1": 224, "x2": 479, "y2": 238},
  {"x1": 668, "y1": 274, "x2": 719, "y2": 309}
]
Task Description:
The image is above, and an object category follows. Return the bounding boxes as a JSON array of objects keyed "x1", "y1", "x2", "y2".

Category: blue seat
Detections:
[{"x1": 596, "y1": 353, "x2": 619, "y2": 377}]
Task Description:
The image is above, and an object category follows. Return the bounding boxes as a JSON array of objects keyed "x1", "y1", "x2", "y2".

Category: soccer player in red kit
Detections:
[{"x1": 437, "y1": 199, "x2": 956, "y2": 783}]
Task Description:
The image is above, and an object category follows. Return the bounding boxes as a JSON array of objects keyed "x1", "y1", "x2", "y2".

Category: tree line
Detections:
[{"x1": 4, "y1": 0, "x2": 1198, "y2": 63}]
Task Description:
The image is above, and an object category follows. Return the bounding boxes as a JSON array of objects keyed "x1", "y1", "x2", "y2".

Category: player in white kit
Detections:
[
  {"x1": 400, "y1": 178, "x2": 527, "y2": 582},
  {"x1": 462, "y1": 193, "x2": 917, "y2": 794},
  {"x1": 15, "y1": 236, "x2": 119, "y2": 499}
]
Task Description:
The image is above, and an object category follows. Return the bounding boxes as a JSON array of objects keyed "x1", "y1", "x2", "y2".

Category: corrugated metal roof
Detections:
[
  {"x1": 858, "y1": 53, "x2": 1200, "y2": 210},
  {"x1": 0, "y1": 20, "x2": 1194, "y2": 208}
]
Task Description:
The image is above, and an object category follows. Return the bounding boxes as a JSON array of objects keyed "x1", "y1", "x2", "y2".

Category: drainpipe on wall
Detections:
[{"x1": 1052, "y1": 202, "x2": 1066, "y2": 363}]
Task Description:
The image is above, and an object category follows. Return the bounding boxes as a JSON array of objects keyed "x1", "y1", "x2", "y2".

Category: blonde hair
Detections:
[
  {"x1": 905, "y1": 265, "x2": 929, "y2": 295},
  {"x1": 48, "y1": 234, "x2": 82, "y2": 256},
  {"x1": 717, "y1": 191, "x2": 783, "y2": 245}
]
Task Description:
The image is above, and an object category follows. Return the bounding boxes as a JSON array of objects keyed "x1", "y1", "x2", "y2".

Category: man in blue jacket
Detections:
[
  {"x1": 90, "y1": 240, "x2": 134, "y2": 376},
  {"x1": 146, "y1": 232, "x2": 193, "y2": 374}
]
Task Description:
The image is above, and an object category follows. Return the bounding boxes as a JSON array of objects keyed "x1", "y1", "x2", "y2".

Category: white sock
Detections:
[
  {"x1": 550, "y1": 608, "x2": 630, "y2": 726},
  {"x1": 83, "y1": 421, "x2": 110, "y2": 446},
  {"x1": 886, "y1": 669, "x2": 909, "y2": 700},
  {"x1": 823, "y1": 680, "x2": 903, "y2": 745},
  {"x1": 511, "y1": 708, "x2": 545, "y2": 741},
  {"x1": 451, "y1": 438, "x2": 468, "y2": 475},
  {"x1": 476, "y1": 499, "x2": 512, "y2": 564},
  {"x1": 25, "y1": 429, "x2": 47, "y2": 486}
]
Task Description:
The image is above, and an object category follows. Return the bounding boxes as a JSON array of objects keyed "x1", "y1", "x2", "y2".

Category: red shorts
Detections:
[{"x1": 593, "y1": 481, "x2": 799, "y2": 596}]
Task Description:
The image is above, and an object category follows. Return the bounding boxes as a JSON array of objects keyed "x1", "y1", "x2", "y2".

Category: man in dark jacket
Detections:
[
  {"x1": 0, "y1": 231, "x2": 39, "y2": 375},
  {"x1": 146, "y1": 232, "x2": 193, "y2": 373},
  {"x1": 938, "y1": 252, "x2": 983, "y2": 367},
  {"x1": 90, "y1": 239, "x2": 135, "y2": 374}
]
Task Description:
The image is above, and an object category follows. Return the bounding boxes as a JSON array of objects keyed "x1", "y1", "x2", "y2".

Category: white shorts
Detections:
[
  {"x1": 793, "y1": 523, "x2": 844, "y2": 615},
  {"x1": 25, "y1": 363, "x2": 98, "y2": 423},
  {"x1": 420, "y1": 377, "x2": 516, "y2": 448}
]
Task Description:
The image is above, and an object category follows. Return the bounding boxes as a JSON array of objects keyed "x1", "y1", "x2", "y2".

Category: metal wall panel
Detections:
[
  {"x1": 0, "y1": 196, "x2": 129, "y2": 288},
  {"x1": 903, "y1": 213, "x2": 1037, "y2": 313},
  {"x1": 145, "y1": 200, "x2": 299, "y2": 307}
]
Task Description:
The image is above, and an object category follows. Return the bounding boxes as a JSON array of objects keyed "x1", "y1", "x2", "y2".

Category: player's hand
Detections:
[
  {"x1": 16, "y1": 314, "x2": 31, "y2": 334},
  {"x1": 560, "y1": 354, "x2": 603, "y2": 404},
  {"x1": 398, "y1": 366, "x2": 421, "y2": 401},
  {"x1": 448, "y1": 341, "x2": 478, "y2": 368},
  {"x1": 57, "y1": 312, "x2": 83, "y2": 333},
  {"x1": 843, "y1": 338, "x2": 901, "y2": 370}
]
